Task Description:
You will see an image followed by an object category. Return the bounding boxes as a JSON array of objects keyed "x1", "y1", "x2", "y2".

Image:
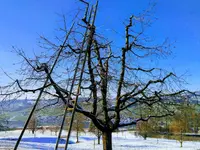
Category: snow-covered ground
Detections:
[{"x1": 0, "y1": 130, "x2": 200, "y2": 150}]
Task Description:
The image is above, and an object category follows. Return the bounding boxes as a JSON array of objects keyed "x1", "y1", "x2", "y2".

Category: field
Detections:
[{"x1": 1, "y1": 130, "x2": 200, "y2": 150}]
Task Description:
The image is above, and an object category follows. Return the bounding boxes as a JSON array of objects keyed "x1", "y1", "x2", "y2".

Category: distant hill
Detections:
[
  {"x1": 0, "y1": 92, "x2": 199, "y2": 129},
  {"x1": 0, "y1": 99, "x2": 65, "y2": 129},
  {"x1": 0, "y1": 97, "x2": 92, "y2": 129}
]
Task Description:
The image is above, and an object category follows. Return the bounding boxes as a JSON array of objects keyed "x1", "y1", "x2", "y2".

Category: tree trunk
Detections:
[
  {"x1": 76, "y1": 129, "x2": 79, "y2": 143},
  {"x1": 97, "y1": 130, "x2": 101, "y2": 144},
  {"x1": 76, "y1": 121, "x2": 79, "y2": 143},
  {"x1": 102, "y1": 131, "x2": 112, "y2": 150},
  {"x1": 98, "y1": 135, "x2": 100, "y2": 144},
  {"x1": 180, "y1": 131, "x2": 183, "y2": 147}
]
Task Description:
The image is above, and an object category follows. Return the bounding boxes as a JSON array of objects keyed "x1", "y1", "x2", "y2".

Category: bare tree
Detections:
[
  {"x1": 66, "y1": 112, "x2": 85, "y2": 143},
  {"x1": 0, "y1": 1, "x2": 194, "y2": 150},
  {"x1": 89, "y1": 121, "x2": 102, "y2": 144},
  {"x1": 0, "y1": 112, "x2": 9, "y2": 131},
  {"x1": 28, "y1": 114, "x2": 37, "y2": 134}
]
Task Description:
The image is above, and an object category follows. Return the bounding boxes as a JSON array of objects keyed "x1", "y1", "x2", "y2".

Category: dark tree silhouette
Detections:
[{"x1": 0, "y1": 1, "x2": 194, "y2": 150}]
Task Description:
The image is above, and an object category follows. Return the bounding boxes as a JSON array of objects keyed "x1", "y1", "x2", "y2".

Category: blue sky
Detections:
[{"x1": 0, "y1": 0, "x2": 199, "y2": 90}]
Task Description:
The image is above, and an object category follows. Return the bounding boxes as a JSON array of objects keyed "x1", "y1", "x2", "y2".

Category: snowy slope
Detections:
[{"x1": 1, "y1": 130, "x2": 200, "y2": 150}]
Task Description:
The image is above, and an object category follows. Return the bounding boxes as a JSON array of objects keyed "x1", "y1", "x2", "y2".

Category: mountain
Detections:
[
  {"x1": 0, "y1": 92, "x2": 200, "y2": 129},
  {"x1": 0, "y1": 97, "x2": 92, "y2": 129},
  {"x1": 0, "y1": 99, "x2": 65, "y2": 129}
]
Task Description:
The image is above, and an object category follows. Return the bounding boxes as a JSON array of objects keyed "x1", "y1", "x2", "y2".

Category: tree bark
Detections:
[
  {"x1": 76, "y1": 131, "x2": 79, "y2": 143},
  {"x1": 102, "y1": 131, "x2": 112, "y2": 150},
  {"x1": 97, "y1": 130, "x2": 101, "y2": 144},
  {"x1": 76, "y1": 125, "x2": 79, "y2": 143},
  {"x1": 76, "y1": 121, "x2": 79, "y2": 143},
  {"x1": 98, "y1": 135, "x2": 100, "y2": 144}
]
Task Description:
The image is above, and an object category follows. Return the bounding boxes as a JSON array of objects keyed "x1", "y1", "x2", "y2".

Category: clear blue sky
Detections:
[{"x1": 0, "y1": 0, "x2": 199, "y2": 90}]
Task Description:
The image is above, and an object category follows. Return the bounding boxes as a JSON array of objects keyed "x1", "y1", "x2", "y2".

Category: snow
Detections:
[{"x1": 1, "y1": 130, "x2": 200, "y2": 150}]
